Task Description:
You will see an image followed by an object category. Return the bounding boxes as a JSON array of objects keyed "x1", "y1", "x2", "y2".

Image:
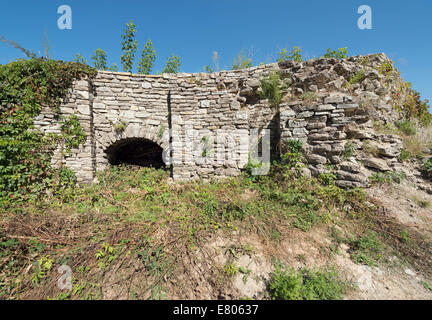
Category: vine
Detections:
[{"x1": 0, "y1": 58, "x2": 96, "y2": 204}]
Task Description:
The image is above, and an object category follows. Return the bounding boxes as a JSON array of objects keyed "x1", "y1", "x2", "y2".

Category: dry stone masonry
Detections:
[{"x1": 34, "y1": 53, "x2": 408, "y2": 188}]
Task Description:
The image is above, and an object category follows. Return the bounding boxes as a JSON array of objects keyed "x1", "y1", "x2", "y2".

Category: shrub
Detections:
[
  {"x1": 323, "y1": 47, "x2": 348, "y2": 60},
  {"x1": 269, "y1": 265, "x2": 347, "y2": 300},
  {"x1": 162, "y1": 54, "x2": 181, "y2": 74},
  {"x1": 377, "y1": 62, "x2": 393, "y2": 77},
  {"x1": 278, "y1": 46, "x2": 303, "y2": 63},
  {"x1": 259, "y1": 71, "x2": 286, "y2": 107},
  {"x1": 423, "y1": 158, "x2": 432, "y2": 178},
  {"x1": 342, "y1": 141, "x2": 355, "y2": 159},
  {"x1": 348, "y1": 70, "x2": 366, "y2": 85}
]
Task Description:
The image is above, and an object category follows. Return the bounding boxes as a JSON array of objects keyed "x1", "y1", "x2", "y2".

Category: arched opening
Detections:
[{"x1": 105, "y1": 138, "x2": 166, "y2": 169}]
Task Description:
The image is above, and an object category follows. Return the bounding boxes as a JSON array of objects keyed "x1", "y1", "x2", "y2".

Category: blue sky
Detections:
[{"x1": 0, "y1": 0, "x2": 431, "y2": 104}]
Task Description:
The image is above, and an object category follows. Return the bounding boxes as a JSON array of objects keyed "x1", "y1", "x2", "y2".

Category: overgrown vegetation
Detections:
[
  {"x1": 268, "y1": 265, "x2": 348, "y2": 300},
  {"x1": 391, "y1": 81, "x2": 432, "y2": 127},
  {"x1": 0, "y1": 58, "x2": 95, "y2": 205}
]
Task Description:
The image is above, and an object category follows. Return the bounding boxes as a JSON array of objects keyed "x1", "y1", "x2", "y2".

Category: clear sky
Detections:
[{"x1": 0, "y1": 0, "x2": 431, "y2": 105}]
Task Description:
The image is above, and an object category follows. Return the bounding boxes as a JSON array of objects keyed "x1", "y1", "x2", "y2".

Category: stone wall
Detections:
[{"x1": 34, "y1": 53, "x2": 406, "y2": 187}]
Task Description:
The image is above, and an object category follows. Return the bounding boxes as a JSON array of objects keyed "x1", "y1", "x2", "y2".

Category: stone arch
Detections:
[
  {"x1": 105, "y1": 138, "x2": 165, "y2": 168},
  {"x1": 100, "y1": 123, "x2": 171, "y2": 169}
]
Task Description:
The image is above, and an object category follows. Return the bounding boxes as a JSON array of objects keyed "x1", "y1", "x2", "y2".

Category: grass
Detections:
[
  {"x1": 348, "y1": 231, "x2": 384, "y2": 267},
  {"x1": 1, "y1": 151, "x2": 431, "y2": 299},
  {"x1": 299, "y1": 91, "x2": 318, "y2": 102},
  {"x1": 0, "y1": 157, "x2": 371, "y2": 299},
  {"x1": 369, "y1": 171, "x2": 406, "y2": 184},
  {"x1": 348, "y1": 70, "x2": 366, "y2": 85},
  {"x1": 268, "y1": 265, "x2": 348, "y2": 300},
  {"x1": 374, "y1": 120, "x2": 432, "y2": 160},
  {"x1": 362, "y1": 140, "x2": 380, "y2": 156},
  {"x1": 395, "y1": 120, "x2": 417, "y2": 136},
  {"x1": 421, "y1": 281, "x2": 432, "y2": 292},
  {"x1": 342, "y1": 141, "x2": 355, "y2": 159}
]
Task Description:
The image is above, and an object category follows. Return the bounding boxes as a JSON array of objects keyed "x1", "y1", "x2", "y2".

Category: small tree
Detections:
[
  {"x1": 74, "y1": 53, "x2": 87, "y2": 65},
  {"x1": 120, "y1": 20, "x2": 138, "y2": 72},
  {"x1": 91, "y1": 48, "x2": 108, "y2": 70},
  {"x1": 162, "y1": 54, "x2": 181, "y2": 74},
  {"x1": 232, "y1": 50, "x2": 252, "y2": 70},
  {"x1": 137, "y1": 39, "x2": 156, "y2": 75},
  {"x1": 107, "y1": 63, "x2": 118, "y2": 72}
]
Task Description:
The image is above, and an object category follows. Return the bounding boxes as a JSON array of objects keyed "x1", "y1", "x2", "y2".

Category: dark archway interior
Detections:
[{"x1": 105, "y1": 138, "x2": 165, "y2": 169}]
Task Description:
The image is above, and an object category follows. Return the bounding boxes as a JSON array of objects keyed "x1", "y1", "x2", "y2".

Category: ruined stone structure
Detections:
[{"x1": 34, "y1": 53, "x2": 406, "y2": 188}]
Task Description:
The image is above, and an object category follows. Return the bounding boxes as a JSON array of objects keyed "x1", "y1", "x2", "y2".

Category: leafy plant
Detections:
[
  {"x1": 107, "y1": 63, "x2": 118, "y2": 72},
  {"x1": 421, "y1": 281, "x2": 432, "y2": 292},
  {"x1": 223, "y1": 263, "x2": 238, "y2": 277},
  {"x1": 91, "y1": 48, "x2": 108, "y2": 71},
  {"x1": 422, "y1": 157, "x2": 432, "y2": 178},
  {"x1": 120, "y1": 20, "x2": 138, "y2": 72},
  {"x1": 259, "y1": 71, "x2": 286, "y2": 107},
  {"x1": 138, "y1": 39, "x2": 156, "y2": 75},
  {"x1": 60, "y1": 115, "x2": 86, "y2": 153},
  {"x1": 269, "y1": 265, "x2": 347, "y2": 300},
  {"x1": 162, "y1": 54, "x2": 181, "y2": 74},
  {"x1": 377, "y1": 62, "x2": 393, "y2": 77},
  {"x1": 369, "y1": 171, "x2": 406, "y2": 184},
  {"x1": 278, "y1": 46, "x2": 303, "y2": 63},
  {"x1": 398, "y1": 149, "x2": 412, "y2": 162},
  {"x1": 113, "y1": 119, "x2": 127, "y2": 133},
  {"x1": 31, "y1": 256, "x2": 54, "y2": 284},
  {"x1": 0, "y1": 58, "x2": 95, "y2": 204},
  {"x1": 74, "y1": 53, "x2": 87, "y2": 65},
  {"x1": 323, "y1": 47, "x2": 348, "y2": 60}
]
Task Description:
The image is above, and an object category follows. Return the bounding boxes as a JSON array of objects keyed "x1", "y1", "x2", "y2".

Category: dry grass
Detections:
[
  {"x1": 403, "y1": 125, "x2": 432, "y2": 159},
  {"x1": 1, "y1": 165, "x2": 432, "y2": 300}
]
